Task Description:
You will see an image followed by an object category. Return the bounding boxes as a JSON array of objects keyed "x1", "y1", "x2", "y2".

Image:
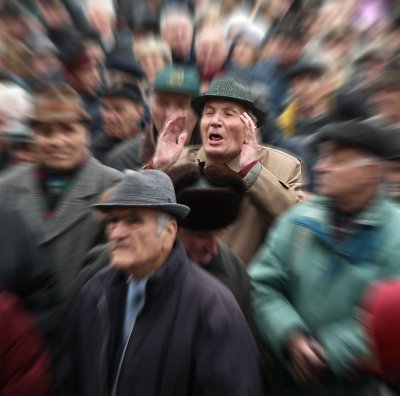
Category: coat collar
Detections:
[
  {"x1": 9, "y1": 158, "x2": 106, "y2": 244},
  {"x1": 100, "y1": 239, "x2": 190, "y2": 294},
  {"x1": 308, "y1": 194, "x2": 392, "y2": 228}
]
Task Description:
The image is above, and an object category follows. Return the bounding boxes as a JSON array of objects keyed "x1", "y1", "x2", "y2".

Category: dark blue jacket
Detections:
[{"x1": 57, "y1": 240, "x2": 264, "y2": 396}]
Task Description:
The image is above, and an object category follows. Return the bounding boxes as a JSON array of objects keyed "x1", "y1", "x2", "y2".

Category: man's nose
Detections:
[
  {"x1": 205, "y1": 236, "x2": 219, "y2": 257},
  {"x1": 313, "y1": 156, "x2": 330, "y2": 174},
  {"x1": 108, "y1": 221, "x2": 129, "y2": 240},
  {"x1": 48, "y1": 130, "x2": 67, "y2": 146},
  {"x1": 210, "y1": 111, "x2": 222, "y2": 127}
]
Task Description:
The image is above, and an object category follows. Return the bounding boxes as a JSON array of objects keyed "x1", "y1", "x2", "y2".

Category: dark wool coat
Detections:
[
  {"x1": 0, "y1": 207, "x2": 58, "y2": 340},
  {"x1": 57, "y1": 241, "x2": 264, "y2": 396},
  {"x1": 0, "y1": 158, "x2": 122, "y2": 299}
]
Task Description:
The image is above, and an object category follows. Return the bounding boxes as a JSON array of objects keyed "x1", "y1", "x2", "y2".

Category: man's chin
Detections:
[{"x1": 110, "y1": 255, "x2": 133, "y2": 270}]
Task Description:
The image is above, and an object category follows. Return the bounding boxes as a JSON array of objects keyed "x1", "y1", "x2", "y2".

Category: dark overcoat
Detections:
[{"x1": 58, "y1": 241, "x2": 264, "y2": 396}]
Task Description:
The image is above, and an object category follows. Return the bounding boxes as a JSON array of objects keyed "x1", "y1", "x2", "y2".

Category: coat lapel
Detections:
[
  {"x1": 10, "y1": 167, "x2": 45, "y2": 236},
  {"x1": 41, "y1": 158, "x2": 100, "y2": 244}
]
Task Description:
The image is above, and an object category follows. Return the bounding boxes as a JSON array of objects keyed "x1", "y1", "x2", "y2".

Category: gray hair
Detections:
[
  {"x1": 157, "y1": 212, "x2": 174, "y2": 236},
  {"x1": 160, "y1": 5, "x2": 193, "y2": 34},
  {"x1": 134, "y1": 37, "x2": 172, "y2": 65}
]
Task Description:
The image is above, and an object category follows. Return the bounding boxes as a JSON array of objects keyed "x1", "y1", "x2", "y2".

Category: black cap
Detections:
[
  {"x1": 102, "y1": 71, "x2": 143, "y2": 104},
  {"x1": 103, "y1": 54, "x2": 146, "y2": 103},
  {"x1": 106, "y1": 54, "x2": 146, "y2": 80},
  {"x1": 286, "y1": 62, "x2": 326, "y2": 81},
  {"x1": 311, "y1": 121, "x2": 393, "y2": 159}
]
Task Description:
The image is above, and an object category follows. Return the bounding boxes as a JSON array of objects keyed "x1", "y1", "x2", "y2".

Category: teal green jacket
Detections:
[{"x1": 250, "y1": 196, "x2": 400, "y2": 395}]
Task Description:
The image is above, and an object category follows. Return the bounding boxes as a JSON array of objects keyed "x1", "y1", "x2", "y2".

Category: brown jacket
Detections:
[{"x1": 175, "y1": 145, "x2": 304, "y2": 264}]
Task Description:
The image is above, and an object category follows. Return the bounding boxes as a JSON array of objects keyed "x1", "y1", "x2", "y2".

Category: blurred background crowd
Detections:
[
  {"x1": 2, "y1": 0, "x2": 400, "y2": 394},
  {"x1": 1, "y1": 0, "x2": 400, "y2": 192}
]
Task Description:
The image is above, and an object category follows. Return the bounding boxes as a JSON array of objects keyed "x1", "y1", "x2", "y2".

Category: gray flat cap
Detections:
[{"x1": 93, "y1": 169, "x2": 190, "y2": 220}]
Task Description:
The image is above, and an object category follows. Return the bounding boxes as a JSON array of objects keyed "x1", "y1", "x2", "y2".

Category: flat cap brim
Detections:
[
  {"x1": 310, "y1": 121, "x2": 391, "y2": 159},
  {"x1": 92, "y1": 202, "x2": 190, "y2": 220},
  {"x1": 191, "y1": 95, "x2": 266, "y2": 127}
]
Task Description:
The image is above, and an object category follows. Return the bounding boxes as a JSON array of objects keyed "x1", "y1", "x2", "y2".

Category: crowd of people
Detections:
[{"x1": 2, "y1": 0, "x2": 400, "y2": 395}]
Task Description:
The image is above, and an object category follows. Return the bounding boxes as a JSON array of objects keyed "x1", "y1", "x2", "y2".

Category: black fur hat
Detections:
[{"x1": 167, "y1": 162, "x2": 245, "y2": 230}]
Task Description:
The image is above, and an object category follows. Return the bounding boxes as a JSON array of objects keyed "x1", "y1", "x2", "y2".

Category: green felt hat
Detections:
[
  {"x1": 153, "y1": 66, "x2": 200, "y2": 97},
  {"x1": 191, "y1": 75, "x2": 266, "y2": 126}
]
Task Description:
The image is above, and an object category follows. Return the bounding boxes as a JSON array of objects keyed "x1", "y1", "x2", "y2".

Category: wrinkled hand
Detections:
[
  {"x1": 239, "y1": 112, "x2": 259, "y2": 169},
  {"x1": 288, "y1": 332, "x2": 327, "y2": 384},
  {"x1": 153, "y1": 115, "x2": 188, "y2": 170}
]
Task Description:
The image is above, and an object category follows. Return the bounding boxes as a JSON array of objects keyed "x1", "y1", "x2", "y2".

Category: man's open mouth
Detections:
[{"x1": 208, "y1": 133, "x2": 223, "y2": 142}]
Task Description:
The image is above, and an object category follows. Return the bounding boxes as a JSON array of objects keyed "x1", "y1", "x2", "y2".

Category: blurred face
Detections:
[
  {"x1": 139, "y1": 53, "x2": 167, "y2": 83},
  {"x1": 32, "y1": 120, "x2": 89, "y2": 171},
  {"x1": 230, "y1": 41, "x2": 256, "y2": 69},
  {"x1": 323, "y1": 37, "x2": 351, "y2": 63},
  {"x1": 179, "y1": 228, "x2": 222, "y2": 265},
  {"x1": 314, "y1": 141, "x2": 380, "y2": 203},
  {"x1": 275, "y1": 36, "x2": 303, "y2": 67},
  {"x1": 386, "y1": 161, "x2": 400, "y2": 201},
  {"x1": 162, "y1": 16, "x2": 193, "y2": 60},
  {"x1": 369, "y1": 89, "x2": 400, "y2": 123},
  {"x1": 290, "y1": 74, "x2": 330, "y2": 114},
  {"x1": 3, "y1": 15, "x2": 29, "y2": 40},
  {"x1": 196, "y1": 32, "x2": 227, "y2": 75},
  {"x1": 102, "y1": 97, "x2": 143, "y2": 139},
  {"x1": 31, "y1": 52, "x2": 61, "y2": 78},
  {"x1": 150, "y1": 92, "x2": 197, "y2": 142},
  {"x1": 200, "y1": 99, "x2": 247, "y2": 162},
  {"x1": 357, "y1": 60, "x2": 385, "y2": 82},
  {"x1": 106, "y1": 207, "x2": 177, "y2": 277},
  {"x1": 69, "y1": 63, "x2": 101, "y2": 96},
  {"x1": 291, "y1": 75, "x2": 321, "y2": 101},
  {"x1": 84, "y1": 42, "x2": 105, "y2": 65}
]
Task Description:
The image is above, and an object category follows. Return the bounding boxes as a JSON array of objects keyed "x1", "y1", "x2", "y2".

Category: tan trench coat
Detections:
[{"x1": 175, "y1": 145, "x2": 304, "y2": 264}]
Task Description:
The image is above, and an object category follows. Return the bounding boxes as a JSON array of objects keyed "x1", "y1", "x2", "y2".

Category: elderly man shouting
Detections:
[{"x1": 148, "y1": 75, "x2": 303, "y2": 263}]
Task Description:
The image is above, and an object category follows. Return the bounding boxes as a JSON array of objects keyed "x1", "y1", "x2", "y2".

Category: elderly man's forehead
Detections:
[{"x1": 203, "y1": 99, "x2": 246, "y2": 112}]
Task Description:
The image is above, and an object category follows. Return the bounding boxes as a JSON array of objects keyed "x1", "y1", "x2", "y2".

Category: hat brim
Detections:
[
  {"x1": 101, "y1": 89, "x2": 143, "y2": 104},
  {"x1": 92, "y1": 202, "x2": 190, "y2": 220},
  {"x1": 286, "y1": 66, "x2": 325, "y2": 81},
  {"x1": 153, "y1": 85, "x2": 199, "y2": 97},
  {"x1": 191, "y1": 95, "x2": 265, "y2": 127}
]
